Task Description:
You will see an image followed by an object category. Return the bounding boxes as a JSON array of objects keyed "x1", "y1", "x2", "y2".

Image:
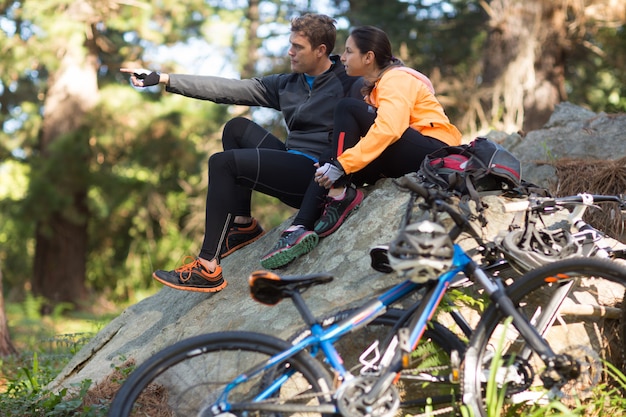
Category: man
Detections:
[{"x1": 121, "y1": 13, "x2": 362, "y2": 292}]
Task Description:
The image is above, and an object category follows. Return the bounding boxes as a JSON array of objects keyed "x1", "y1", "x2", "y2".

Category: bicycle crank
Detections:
[{"x1": 335, "y1": 375, "x2": 400, "y2": 417}]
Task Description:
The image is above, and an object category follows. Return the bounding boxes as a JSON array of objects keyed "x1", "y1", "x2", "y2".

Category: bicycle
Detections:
[{"x1": 108, "y1": 176, "x2": 626, "y2": 417}]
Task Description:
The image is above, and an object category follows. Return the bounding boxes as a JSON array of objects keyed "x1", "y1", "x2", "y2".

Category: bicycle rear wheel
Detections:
[
  {"x1": 108, "y1": 331, "x2": 333, "y2": 417},
  {"x1": 463, "y1": 257, "x2": 626, "y2": 417}
]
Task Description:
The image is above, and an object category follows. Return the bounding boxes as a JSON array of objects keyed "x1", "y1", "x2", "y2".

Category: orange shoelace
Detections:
[{"x1": 174, "y1": 256, "x2": 203, "y2": 282}]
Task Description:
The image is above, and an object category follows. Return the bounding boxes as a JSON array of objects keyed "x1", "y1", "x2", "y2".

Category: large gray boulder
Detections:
[
  {"x1": 50, "y1": 186, "x2": 527, "y2": 393},
  {"x1": 489, "y1": 102, "x2": 626, "y2": 187}
]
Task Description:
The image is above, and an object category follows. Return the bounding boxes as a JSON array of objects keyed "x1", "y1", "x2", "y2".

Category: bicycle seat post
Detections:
[{"x1": 286, "y1": 288, "x2": 319, "y2": 328}]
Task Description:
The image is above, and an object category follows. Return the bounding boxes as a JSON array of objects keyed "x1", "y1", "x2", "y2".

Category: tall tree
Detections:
[
  {"x1": 0, "y1": 267, "x2": 17, "y2": 357},
  {"x1": 471, "y1": 0, "x2": 625, "y2": 133},
  {"x1": 31, "y1": 2, "x2": 100, "y2": 303},
  {"x1": 1, "y1": 0, "x2": 223, "y2": 306}
]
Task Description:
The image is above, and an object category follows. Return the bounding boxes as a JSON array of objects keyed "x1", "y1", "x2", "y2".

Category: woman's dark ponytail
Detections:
[{"x1": 350, "y1": 26, "x2": 403, "y2": 97}]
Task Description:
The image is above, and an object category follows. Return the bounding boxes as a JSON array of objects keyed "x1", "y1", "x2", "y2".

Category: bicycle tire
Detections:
[
  {"x1": 462, "y1": 257, "x2": 626, "y2": 417},
  {"x1": 108, "y1": 330, "x2": 333, "y2": 417}
]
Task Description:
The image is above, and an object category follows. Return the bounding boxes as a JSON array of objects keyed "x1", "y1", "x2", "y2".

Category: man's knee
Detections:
[
  {"x1": 208, "y1": 151, "x2": 234, "y2": 174},
  {"x1": 222, "y1": 117, "x2": 254, "y2": 150}
]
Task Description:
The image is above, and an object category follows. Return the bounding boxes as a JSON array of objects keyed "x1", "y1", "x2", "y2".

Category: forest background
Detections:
[{"x1": 0, "y1": 0, "x2": 625, "y2": 354}]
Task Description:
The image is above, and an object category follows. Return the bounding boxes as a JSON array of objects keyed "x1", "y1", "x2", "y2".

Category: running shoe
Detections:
[
  {"x1": 221, "y1": 218, "x2": 265, "y2": 258},
  {"x1": 314, "y1": 186, "x2": 364, "y2": 237},
  {"x1": 260, "y1": 227, "x2": 319, "y2": 269},
  {"x1": 153, "y1": 257, "x2": 227, "y2": 293}
]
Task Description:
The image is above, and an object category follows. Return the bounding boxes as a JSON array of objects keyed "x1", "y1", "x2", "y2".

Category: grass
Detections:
[{"x1": 0, "y1": 293, "x2": 121, "y2": 416}]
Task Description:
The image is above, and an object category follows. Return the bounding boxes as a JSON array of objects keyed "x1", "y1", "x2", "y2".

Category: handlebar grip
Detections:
[{"x1": 395, "y1": 175, "x2": 432, "y2": 200}]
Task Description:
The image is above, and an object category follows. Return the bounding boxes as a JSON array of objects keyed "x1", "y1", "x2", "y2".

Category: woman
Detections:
[
  {"x1": 260, "y1": 25, "x2": 462, "y2": 269},
  {"x1": 313, "y1": 25, "x2": 462, "y2": 235}
]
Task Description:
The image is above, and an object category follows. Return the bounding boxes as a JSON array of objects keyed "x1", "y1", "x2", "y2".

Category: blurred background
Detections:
[{"x1": 0, "y1": 0, "x2": 624, "y2": 318}]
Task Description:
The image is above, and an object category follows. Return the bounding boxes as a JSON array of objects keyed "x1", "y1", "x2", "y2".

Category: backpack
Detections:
[
  {"x1": 419, "y1": 137, "x2": 521, "y2": 192},
  {"x1": 416, "y1": 137, "x2": 526, "y2": 225}
]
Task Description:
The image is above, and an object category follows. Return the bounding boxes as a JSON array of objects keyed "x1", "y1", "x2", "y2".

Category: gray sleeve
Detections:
[{"x1": 166, "y1": 74, "x2": 282, "y2": 109}]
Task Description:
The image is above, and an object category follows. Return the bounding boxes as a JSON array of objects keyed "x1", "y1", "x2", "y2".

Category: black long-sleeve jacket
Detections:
[{"x1": 166, "y1": 56, "x2": 362, "y2": 160}]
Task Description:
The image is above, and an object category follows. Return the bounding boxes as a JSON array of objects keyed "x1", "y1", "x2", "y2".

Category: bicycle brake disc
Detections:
[
  {"x1": 335, "y1": 375, "x2": 400, "y2": 417},
  {"x1": 550, "y1": 344, "x2": 601, "y2": 400}
]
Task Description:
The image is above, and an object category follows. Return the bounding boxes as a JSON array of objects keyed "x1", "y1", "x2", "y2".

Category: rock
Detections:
[
  {"x1": 48, "y1": 178, "x2": 415, "y2": 391},
  {"x1": 488, "y1": 102, "x2": 626, "y2": 187},
  {"x1": 49, "y1": 179, "x2": 529, "y2": 393}
]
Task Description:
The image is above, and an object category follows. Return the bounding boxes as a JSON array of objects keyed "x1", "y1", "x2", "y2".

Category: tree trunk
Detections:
[
  {"x1": 478, "y1": 0, "x2": 568, "y2": 133},
  {"x1": 241, "y1": 0, "x2": 260, "y2": 79},
  {"x1": 32, "y1": 30, "x2": 99, "y2": 306},
  {"x1": 0, "y1": 267, "x2": 17, "y2": 356}
]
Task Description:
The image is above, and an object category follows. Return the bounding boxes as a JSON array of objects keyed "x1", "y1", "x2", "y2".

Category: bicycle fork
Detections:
[
  {"x1": 471, "y1": 265, "x2": 581, "y2": 388},
  {"x1": 359, "y1": 274, "x2": 456, "y2": 407}
]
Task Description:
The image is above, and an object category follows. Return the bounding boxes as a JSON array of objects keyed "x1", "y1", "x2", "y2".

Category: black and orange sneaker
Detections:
[
  {"x1": 260, "y1": 227, "x2": 319, "y2": 269},
  {"x1": 221, "y1": 218, "x2": 265, "y2": 258},
  {"x1": 152, "y1": 257, "x2": 227, "y2": 293},
  {"x1": 314, "y1": 186, "x2": 364, "y2": 237}
]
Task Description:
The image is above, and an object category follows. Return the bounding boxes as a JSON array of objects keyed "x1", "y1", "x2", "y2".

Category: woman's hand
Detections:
[{"x1": 315, "y1": 162, "x2": 344, "y2": 189}]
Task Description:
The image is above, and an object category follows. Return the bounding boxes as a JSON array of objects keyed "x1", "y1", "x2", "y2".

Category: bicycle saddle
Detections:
[{"x1": 248, "y1": 270, "x2": 334, "y2": 305}]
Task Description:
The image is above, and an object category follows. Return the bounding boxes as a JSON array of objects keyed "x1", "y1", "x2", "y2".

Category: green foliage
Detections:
[
  {"x1": 0, "y1": 297, "x2": 119, "y2": 416},
  {"x1": 0, "y1": 334, "x2": 102, "y2": 417},
  {"x1": 566, "y1": 24, "x2": 626, "y2": 114}
]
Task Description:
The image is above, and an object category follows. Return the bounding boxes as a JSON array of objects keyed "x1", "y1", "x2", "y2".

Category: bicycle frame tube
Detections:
[
  {"x1": 405, "y1": 246, "x2": 473, "y2": 352},
  {"x1": 472, "y1": 265, "x2": 558, "y2": 362},
  {"x1": 518, "y1": 278, "x2": 577, "y2": 361}
]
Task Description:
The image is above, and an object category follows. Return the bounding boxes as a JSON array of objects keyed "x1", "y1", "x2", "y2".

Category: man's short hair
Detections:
[{"x1": 290, "y1": 14, "x2": 337, "y2": 56}]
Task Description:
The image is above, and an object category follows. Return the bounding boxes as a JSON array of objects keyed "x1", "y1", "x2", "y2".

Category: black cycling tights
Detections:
[
  {"x1": 327, "y1": 97, "x2": 447, "y2": 187},
  {"x1": 199, "y1": 117, "x2": 326, "y2": 261}
]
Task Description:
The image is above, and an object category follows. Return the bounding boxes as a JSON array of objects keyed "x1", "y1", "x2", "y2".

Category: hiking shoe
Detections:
[
  {"x1": 152, "y1": 257, "x2": 227, "y2": 293},
  {"x1": 260, "y1": 227, "x2": 319, "y2": 269},
  {"x1": 314, "y1": 186, "x2": 364, "y2": 237},
  {"x1": 221, "y1": 218, "x2": 265, "y2": 258}
]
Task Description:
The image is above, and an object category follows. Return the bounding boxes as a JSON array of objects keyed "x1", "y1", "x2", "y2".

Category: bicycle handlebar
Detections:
[
  {"x1": 505, "y1": 193, "x2": 626, "y2": 214},
  {"x1": 395, "y1": 175, "x2": 626, "y2": 246},
  {"x1": 394, "y1": 176, "x2": 482, "y2": 242}
]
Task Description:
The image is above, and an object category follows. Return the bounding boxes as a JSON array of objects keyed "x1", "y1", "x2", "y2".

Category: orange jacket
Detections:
[{"x1": 337, "y1": 67, "x2": 462, "y2": 174}]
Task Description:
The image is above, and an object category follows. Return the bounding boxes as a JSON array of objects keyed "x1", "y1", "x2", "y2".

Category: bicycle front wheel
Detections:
[
  {"x1": 463, "y1": 257, "x2": 626, "y2": 417},
  {"x1": 108, "y1": 330, "x2": 333, "y2": 417}
]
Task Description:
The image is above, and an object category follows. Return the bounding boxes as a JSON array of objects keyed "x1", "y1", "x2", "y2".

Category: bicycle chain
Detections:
[
  {"x1": 399, "y1": 364, "x2": 453, "y2": 376},
  {"x1": 410, "y1": 406, "x2": 455, "y2": 417}
]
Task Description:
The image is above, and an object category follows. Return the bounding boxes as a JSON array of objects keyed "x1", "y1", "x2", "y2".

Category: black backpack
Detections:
[
  {"x1": 419, "y1": 137, "x2": 521, "y2": 192},
  {"x1": 416, "y1": 137, "x2": 529, "y2": 225}
]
